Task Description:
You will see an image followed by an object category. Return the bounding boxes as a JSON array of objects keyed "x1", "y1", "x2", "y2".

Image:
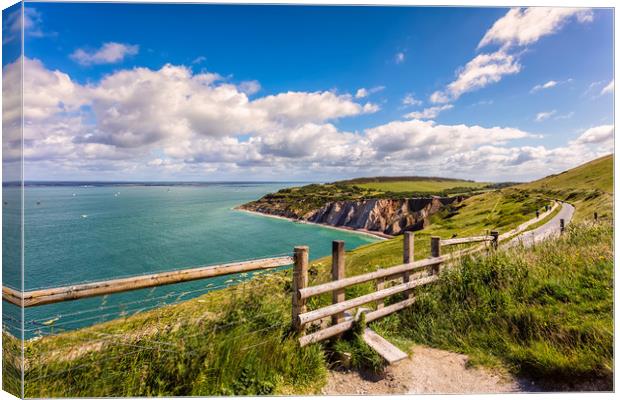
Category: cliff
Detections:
[{"x1": 239, "y1": 196, "x2": 462, "y2": 236}]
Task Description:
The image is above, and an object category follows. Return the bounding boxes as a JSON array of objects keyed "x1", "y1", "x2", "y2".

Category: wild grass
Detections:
[
  {"x1": 373, "y1": 221, "x2": 613, "y2": 389},
  {"x1": 21, "y1": 273, "x2": 327, "y2": 397}
]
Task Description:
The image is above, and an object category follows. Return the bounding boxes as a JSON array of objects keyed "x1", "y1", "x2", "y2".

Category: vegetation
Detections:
[
  {"x1": 7, "y1": 155, "x2": 612, "y2": 395},
  {"x1": 376, "y1": 221, "x2": 613, "y2": 389},
  {"x1": 240, "y1": 176, "x2": 501, "y2": 218},
  {"x1": 519, "y1": 154, "x2": 613, "y2": 223}
]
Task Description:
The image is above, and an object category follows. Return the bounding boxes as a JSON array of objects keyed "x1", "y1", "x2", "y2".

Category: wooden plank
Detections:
[
  {"x1": 439, "y1": 235, "x2": 493, "y2": 246},
  {"x1": 297, "y1": 275, "x2": 438, "y2": 325},
  {"x1": 362, "y1": 328, "x2": 407, "y2": 364},
  {"x1": 298, "y1": 257, "x2": 444, "y2": 300},
  {"x1": 299, "y1": 297, "x2": 418, "y2": 347},
  {"x1": 292, "y1": 247, "x2": 309, "y2": 334},
  {"x1": 331, "y1": 241, "x2": 346, "y2": 325},
  {"x1": 5, "y1": 256, "x2": 294, "y2": 307},
  {"x1": 403, "y1": 232, "x2": 414, "y2": 299}
]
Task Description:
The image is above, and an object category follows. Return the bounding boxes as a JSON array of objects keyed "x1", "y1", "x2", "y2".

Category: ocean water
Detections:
[{"x1": 3, "y1": 183, "x2": 378, "y2": 338}]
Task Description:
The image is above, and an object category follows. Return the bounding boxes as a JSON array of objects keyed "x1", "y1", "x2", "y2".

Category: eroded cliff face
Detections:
[
  {"x1": 240, "y1": 196, "x2": 461, "y2": 236},
  {"x1": 305, "y1": 197, "x2": 459, "y2": 235}
]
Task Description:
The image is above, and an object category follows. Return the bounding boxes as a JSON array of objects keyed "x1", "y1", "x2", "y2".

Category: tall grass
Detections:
[
  {"x1": 375, "y1": 221, "x2": 613, "y2": 389},
  {"x1": 22, "y1": 273, "x2": 327, "y2": 397}
]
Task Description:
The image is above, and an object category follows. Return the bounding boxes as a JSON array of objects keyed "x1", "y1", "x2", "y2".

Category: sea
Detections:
[{"x1": 2, "y1": 182, "x2": 379, "y2": 339}]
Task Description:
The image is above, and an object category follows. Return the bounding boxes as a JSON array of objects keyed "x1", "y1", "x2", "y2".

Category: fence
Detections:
[
  {"x1": 293, "y1": 231, "x2": 498, "y2": 347},
  {"x1": 2, "y1": 256, "x2": 293, "y2": 308}
]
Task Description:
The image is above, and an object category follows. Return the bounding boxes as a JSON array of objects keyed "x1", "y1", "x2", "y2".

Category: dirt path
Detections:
[{"x1": 322, "y1": 345, "x2": 537, "y2": 395}]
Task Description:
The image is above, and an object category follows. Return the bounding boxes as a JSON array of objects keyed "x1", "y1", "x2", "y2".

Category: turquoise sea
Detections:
[{"x1": 2, "y1": 183, "x2": 378, "y2": 338}]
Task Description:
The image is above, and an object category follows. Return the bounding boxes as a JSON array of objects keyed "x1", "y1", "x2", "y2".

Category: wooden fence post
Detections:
[
  {"x1": 430, "y1": 236, "x2": 441, "y2": 274},
  {"x1": 490, "y1": 231, "x2": 499, "y2": 250},
  {"x1": 560, "y1": 219, "x2": 565, "y2": 234},
  {"x1": 292, "y1": 246, "x2": 309, "y2": 334},
  {"x1": 331, "y1": 241, "x2": 346, "y2": 324},
  {"x1": 403, "y1": 232, "x2": 414, "y2": 299}
]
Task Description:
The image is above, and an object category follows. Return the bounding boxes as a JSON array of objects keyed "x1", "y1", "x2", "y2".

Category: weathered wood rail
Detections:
[
  {"x1": 294, "y1": 232, "x2": 498, "y2": 347},
  {"x1": 2, "y1": 256, "x2": 294, "y2": 307}
]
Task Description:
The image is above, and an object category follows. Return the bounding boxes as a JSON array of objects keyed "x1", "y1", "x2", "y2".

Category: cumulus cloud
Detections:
[
  {"x1": 430, "y1": 51, "x2": 520, "y2": 103},
  {"x1": 431, "y1": 8, "x2": 590, "y2": 106},
  {"x1": 402, "y1": 93, "x2": 422, "y2": 107},
  {"x1": 478, "y1": 7, "x2": 593, "y2": 49},
  {"x1": 238, "y1": 80, "x2": 261, "y2": 95},
  {"x1": 404, "y1": 104, "x2": 453, "y2": 119},
  {"x1": 3, "y1": 7, "x2": 46, "y2": 44},
  {"x1": 70, "y1": 42, "x2": 139, "y2": 65},
  {"x1": 570, "y1": 125, "x2": 614, "y2": 146},
  {"x1": 355, "y1": 86, "x2": 385, "y2": 99},
  {"x1": 9, "y1": 56, "x2": 612, "y2": 182},
  {"x1": 535, "y1": 110, "x2": 556, "y2": 122},
  {"x1": 601, "y1": 80, "x2": 614, "y2": 95},
  {"x1": 395, "y1": 52, "x2": 405, "y2": 64}
]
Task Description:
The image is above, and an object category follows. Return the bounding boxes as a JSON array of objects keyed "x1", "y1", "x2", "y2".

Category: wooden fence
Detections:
[
  {"x1": 2, "y1": 256, "x2": 294, "y2": 308},
  {"x1": 294, "y1": 232, "x2": 498, "y2": 347}
]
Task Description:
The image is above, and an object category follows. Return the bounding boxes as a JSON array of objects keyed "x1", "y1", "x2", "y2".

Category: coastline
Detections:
[{"x1": 234, "y1": 207, "x2": 391, "y2": 241}]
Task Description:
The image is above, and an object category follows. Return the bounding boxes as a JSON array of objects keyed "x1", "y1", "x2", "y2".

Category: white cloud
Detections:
[
  {"x1": 570, "y1": 125, "x2": 614, "y2": 146},
  {"x1": 535, "y1": 110, "x2": 556, "y2": 122},
  {"x1": 11, "y1": 56, "x2": 612, "y2": 182},
  {"x1": 402, "y1": 93, "x2": 422, "y2": 107},
  {"x1": 395, "y1": 52, "x2": 405, "y2": 64},
  {"x1": 601, "y1": 80, "x2": 614, "y2": 95},
  {"x1": 70, "y1": 42, "x2": 139, "y2": 65},
  {"x1": 430, "y1": 51, "x2": 520, "y2": 103},
  {"x1": 355, "y1": 86, "x2": 385, "y2": 99},
  {"x1": 355, "y1": 88, "x2": 368, "y2": 98},
  {"x1": 404, "y1": 104, "x2": 453, "y2": 119},
  {"x1": 531, "y1": 80, "x2": 557, "y2": 92},
  {"x1": 3, "y1": 7, "x2": 46, "y2": 44},
  {"x1": 238, "y1": 80, "x2": 261, "y2": 95},
  {"x1": 478, "y1": 7, "x2": 593, "y2": 49},
  {"x1": 192, "y1": 56, "x2": 207, "y2": 64}
]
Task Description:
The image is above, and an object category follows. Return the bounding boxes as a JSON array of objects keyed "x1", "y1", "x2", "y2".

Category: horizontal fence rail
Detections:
[
  {"x1": 439, "y1": 235, "x2": 495, "y2": 246},
  {"x1": 2, "y1": 256, "x2": 293, "y2": 308}
]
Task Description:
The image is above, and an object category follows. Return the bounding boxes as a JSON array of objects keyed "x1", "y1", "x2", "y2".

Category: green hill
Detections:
[
  {"x1": 520, "y1": 154, "x2": 612, "y2": 193},
  {"x1": 519, "y1": 154, "x2": 613, "y2": 222},
  {"x1": 335, "y1": 176, "x2": 491, "y2": 194}
]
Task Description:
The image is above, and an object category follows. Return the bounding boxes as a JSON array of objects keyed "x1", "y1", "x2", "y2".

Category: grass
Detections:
[
  {"x1": 349, "y1": 179, "x2": 488, "y2": 194},
  {"x1": 20, "y1": 273, "x2": 327, "y2": 397},
  {"x1": 373, "y1": 221, "x2": 613, "y2": 389},
  {"x1": 519, "y1": 154, "x2": 613, "y2": 223}
]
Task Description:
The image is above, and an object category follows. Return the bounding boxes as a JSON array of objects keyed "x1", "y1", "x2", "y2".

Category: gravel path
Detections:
[
  {"x1": 322, "y1": 346, "x2": 537, "y2": 395},
  {"x1": 507, "y1": 202, "x2": 575, "y2": 248}
]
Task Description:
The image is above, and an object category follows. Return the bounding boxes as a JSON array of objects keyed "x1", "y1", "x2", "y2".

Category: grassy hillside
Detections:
[
  {"x1": 521, "y1": 154, "x2": 612, "y2": 193},
  {"x1": 10, "y1": 155, "x2": 613, "y2": 396},
  {"x1": 519, "y1": 154, "x2": 613, "y2": 222},
  {"x1": 336, "y1": 176, "x2": 489, "y2": 194}
]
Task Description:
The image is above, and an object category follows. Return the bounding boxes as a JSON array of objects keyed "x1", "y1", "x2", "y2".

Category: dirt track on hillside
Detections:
[{"x1": 322, "y1": 345, "x2": 538, "y2": 395}]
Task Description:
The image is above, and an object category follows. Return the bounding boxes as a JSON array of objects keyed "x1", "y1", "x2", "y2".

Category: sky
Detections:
[{"x1": 1, "y1": 3, "x2": 615, "y2": 182}]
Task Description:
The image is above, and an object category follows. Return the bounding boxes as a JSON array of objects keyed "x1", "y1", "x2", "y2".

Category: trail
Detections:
[{"x1": 506, "y1": 202, "x2": 575, "y2": 248}]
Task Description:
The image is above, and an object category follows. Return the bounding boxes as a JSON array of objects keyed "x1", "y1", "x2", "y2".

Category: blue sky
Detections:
[{"x1": 2, "y1": 3, "x2": 614, "y2": 181}]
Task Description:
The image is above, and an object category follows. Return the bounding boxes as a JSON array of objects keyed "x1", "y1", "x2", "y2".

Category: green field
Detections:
[
  {"x1": 351, "y1": 179, "x2": 488, "y2": 193},
  {"x1": 8, "y1": 155, "x2": 614, "y2": 396}
]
